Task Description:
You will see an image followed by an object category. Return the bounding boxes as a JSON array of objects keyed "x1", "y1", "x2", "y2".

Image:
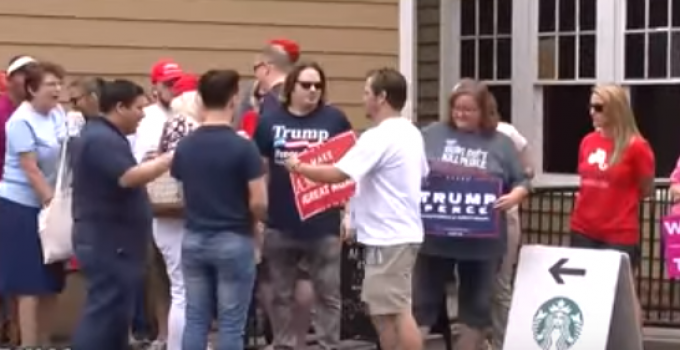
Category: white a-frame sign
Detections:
[{"x1": 503, "y1": 245, "x2": 643, "y2": 350}]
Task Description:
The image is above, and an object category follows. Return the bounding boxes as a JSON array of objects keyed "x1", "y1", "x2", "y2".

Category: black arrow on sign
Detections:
[{"x1": 549, "y1": 258, "x2": 586, "y2": 284}]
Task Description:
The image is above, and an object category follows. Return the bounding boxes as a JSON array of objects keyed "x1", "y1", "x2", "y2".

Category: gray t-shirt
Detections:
[{"x1": 420, "y1": 122, "x2": 530, "y2": 260}]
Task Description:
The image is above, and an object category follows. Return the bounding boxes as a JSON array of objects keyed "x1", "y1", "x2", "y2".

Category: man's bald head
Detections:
[
  {"x1": 253, "y1": 39, "x2": 301, "y2": 90},
  {"x1": 259, "y1": 45, "x2": 295, "y2": 72}
]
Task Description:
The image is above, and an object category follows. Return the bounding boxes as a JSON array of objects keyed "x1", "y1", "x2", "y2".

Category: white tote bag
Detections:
[{"x1": 39, "y1": 138, "x2": 74, "y2": 264}]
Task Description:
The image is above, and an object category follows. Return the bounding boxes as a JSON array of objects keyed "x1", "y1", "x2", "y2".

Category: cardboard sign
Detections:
[
  {"x1": 291, "y1": 131, "x2": 356, "y2": 220},
  {"x1": 661, "y1": 214, "x2": 680, "y2": 278},
  {"x1": 504, "y1": 245, "x2": 642, "y2": 350},
  {"x1": 421, "y1": 166, "x2": 502, "y2": 238}
]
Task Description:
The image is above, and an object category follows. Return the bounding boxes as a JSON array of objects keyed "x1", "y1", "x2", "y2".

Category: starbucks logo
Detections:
[{"x1": 532, "y1": 297, "x2": 584, "y2": 350}]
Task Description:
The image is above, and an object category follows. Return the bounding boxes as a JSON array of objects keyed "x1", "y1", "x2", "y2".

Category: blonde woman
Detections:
[{"x1": 570, "y1": 84, "x2": 654, "y2": 327}]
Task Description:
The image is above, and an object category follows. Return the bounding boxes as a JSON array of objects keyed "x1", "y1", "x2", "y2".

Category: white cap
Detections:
[{"x1": 6, "y1": 56, "x2": 37, "y2": 76}]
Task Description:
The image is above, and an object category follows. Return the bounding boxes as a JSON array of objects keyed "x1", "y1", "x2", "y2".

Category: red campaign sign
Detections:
[{"x1": 291, "y1": 131, "x2": 357, "y2": 220}]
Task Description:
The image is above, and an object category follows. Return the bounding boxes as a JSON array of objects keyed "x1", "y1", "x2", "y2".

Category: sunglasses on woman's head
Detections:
[
  {"x1": 297, "y1": 81, "x2": 323, "y2": 90},
  {"x1": 590, "y1": 103, "x2": 604, "y2": 113}
]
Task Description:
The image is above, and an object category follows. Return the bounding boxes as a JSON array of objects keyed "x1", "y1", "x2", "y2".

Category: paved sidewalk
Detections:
[{"x1": 418, "y1": 329, "x2": 680, "y2": 350}]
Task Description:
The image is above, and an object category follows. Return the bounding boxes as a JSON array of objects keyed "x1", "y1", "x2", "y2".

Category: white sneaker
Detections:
[{"x1": 147, "y1": 340, "x2": 167, "y2": 350}]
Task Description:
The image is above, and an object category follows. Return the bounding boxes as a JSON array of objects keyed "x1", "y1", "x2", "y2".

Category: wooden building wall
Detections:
[{"x1": 0, "y1": 0, "x2": 399, "y2": 129}]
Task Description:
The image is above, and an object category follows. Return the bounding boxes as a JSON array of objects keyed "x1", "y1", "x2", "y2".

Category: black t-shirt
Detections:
[
  {"x1": 71, "y1": 118, "x2": 152, "y2": 259},
  {"x1": 254, "y1": 104, "x2": 352, "y2": 239},
  {"x1": 171, "y1": 125, "x2": 264, "y2": 234}
]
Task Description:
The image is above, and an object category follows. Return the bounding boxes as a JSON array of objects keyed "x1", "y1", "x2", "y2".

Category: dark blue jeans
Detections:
[
  {"x1": 182, "y1": 230, "x2": 256, "y2": 350},
  {"x1": 131, "y1": 281, "x2": 151, "y2": 339},
  {"x1": 71, "y1": 236, "x2": 145, "y2": 350}
]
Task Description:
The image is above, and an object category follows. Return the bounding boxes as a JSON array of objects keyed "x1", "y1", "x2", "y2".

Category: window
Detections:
[
  {"x1": 542, "y1": 85, "x2": 593, "y2": 173},
  {"x1": 630, "y1": 85, "x2": 680, "y2": 176},
  {"x1": 625, "y1": 0, "x2": 680, "y2": 80},
  {"x1": 624, "y1": 0, "x2": 680, "y2": 176},
  {"x1": 488, "y1": 85, "x2": 511, "y2": 122},
  {"x1": 539, "y1": 0, "x2": 597, "y2": 173},
  {"x1": 460, "y1": 0, "x2": 513, "y2": 121},
  {"x1": 538, "y1": 0, "x2": 596, "y2": 81}
]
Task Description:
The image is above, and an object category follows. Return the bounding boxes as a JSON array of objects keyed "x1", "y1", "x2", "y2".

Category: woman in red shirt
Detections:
[{"x1": 570, "y1": 84, "x2": 654, "y2": 325}]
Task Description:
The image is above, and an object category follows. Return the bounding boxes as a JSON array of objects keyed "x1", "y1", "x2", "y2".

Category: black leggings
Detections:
[{"x1": 570, "y1": 231, "x2": 640, "y2": 267}]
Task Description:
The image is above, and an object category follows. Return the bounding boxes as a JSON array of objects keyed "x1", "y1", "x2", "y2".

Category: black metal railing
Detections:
[
  {"x1": 244, "y1": 180, "x2": 680, "y2": 347},
  {"x1": 521, "y1": 180, "x2": 679, "y2": 327}
]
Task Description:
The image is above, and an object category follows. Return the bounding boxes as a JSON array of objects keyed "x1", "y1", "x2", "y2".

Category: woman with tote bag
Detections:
[{"x1": 0, "y1": 62, "x2": 68, "y2": 347}]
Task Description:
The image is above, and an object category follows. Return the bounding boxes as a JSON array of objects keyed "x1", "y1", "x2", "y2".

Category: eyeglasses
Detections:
[
  {"x1": 590, "y1": 103, "x2": 604, "y2": 113},
  {"x1": 253, "y1": 62, "x2": 267, "y2": 72},
  {"x1": 297, "y1": 81, "x2": 323, "y2": 90}
]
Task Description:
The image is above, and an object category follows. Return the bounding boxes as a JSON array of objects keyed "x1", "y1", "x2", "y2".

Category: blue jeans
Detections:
[
  {"x1": 71, "y1": 229, "x2": 146, "y2": 350},
  {"x1": 182, "y1": 230, "x2": 256, "y2": 350}
]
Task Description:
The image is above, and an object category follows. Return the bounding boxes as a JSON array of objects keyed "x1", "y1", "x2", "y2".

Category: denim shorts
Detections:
[{"x1": 412, "y1": 253, "x2": 499, "y2": 330}]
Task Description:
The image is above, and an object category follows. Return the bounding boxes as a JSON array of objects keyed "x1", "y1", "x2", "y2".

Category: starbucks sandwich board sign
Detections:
[
  {"x1": 503, "y1": 245, "x2": 643, "y2": 350},
  {"x1": 532, "y1": 297, "x2": 584, "y2": 350}
]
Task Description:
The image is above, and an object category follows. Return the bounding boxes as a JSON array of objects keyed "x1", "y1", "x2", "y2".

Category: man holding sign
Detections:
[
  {"x1": 413, "y1": 80, "x2": 530, "y2": 350},
  {"x1": 285, "y1": 68, "x2": 427, "y2": 350},
  {"x1": 253, "y1": 62, "x2": 352, "y2": 350}
]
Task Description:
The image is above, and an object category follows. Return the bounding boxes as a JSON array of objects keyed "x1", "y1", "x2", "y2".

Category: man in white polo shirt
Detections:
[{"x1": 284, "y1": 67, "x2": 428, "y2": 350}]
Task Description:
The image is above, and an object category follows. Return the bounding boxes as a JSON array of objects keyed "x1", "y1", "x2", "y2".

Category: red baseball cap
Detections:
[
  {"x1": 269, "y1": 39, "x2": 300, "y2": 63},
  {"x1": 171, "y1": 73, "x2": 198, "y2": 97},
  {"x1": 150, "y1": 59, "x2": 183, "y2": 84}
]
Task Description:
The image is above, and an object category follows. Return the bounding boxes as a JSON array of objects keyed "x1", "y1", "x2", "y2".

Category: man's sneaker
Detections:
[
  {"x1": 129, "y1": 337, "x2": 149, "y2": 350},
  {"x1": 147, "y1": 340, "x2": 167, "y2": 350}
]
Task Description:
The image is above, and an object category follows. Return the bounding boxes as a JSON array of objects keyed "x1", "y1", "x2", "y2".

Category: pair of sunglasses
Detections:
[
  {"x1": 590, "y1": 103, "x2": 604, "y2": 113},
  {"x1": 297, "y1": 81, "x2": 323, "y2": 90}
]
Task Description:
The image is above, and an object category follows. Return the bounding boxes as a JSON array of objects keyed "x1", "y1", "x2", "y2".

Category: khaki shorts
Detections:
[
  {"x1": 145, "y1": 240, "x2": 170, "y2": 305},
  {"x1": 361, "y1": 243, "x2": 420, "y2": 316}
]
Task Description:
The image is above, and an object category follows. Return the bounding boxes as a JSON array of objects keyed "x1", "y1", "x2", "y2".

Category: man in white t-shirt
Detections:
[
  {"x1": 284, "y1": 68, "x2": 428, "y2": 350},
  {"x1": 130, "y1": 59, "x2": 184, "y2": 350}
]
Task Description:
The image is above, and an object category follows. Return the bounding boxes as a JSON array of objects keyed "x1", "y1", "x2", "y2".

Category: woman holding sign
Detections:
[
  {"x1": 569, "y1": 84, "x2": 654, "y2": 327},
  {"x1": 414, "y1": 80, "x2": 530, "y2": 350}
]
